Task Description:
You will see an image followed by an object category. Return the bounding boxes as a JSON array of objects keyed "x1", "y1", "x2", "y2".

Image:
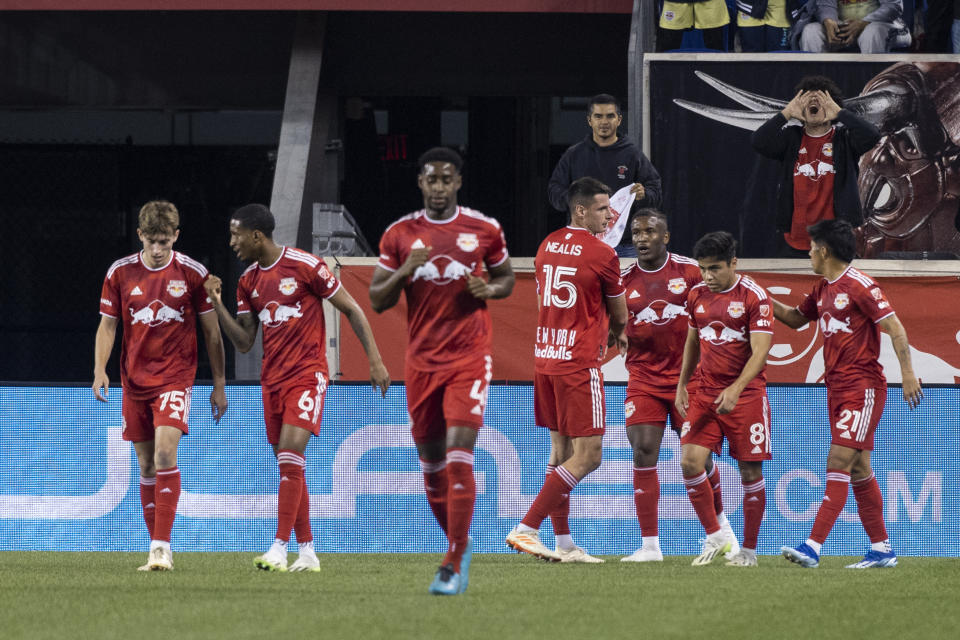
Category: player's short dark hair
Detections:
[
  {"x1": 808, "y1": 219, "x2": 857, "y2": 263},
  {"x1": 138, "y1": 200, "x2": 179, "y2": 236},
  {"x1": 794, "y1": 75, "x2": 844, "y2": 105},
  {"x1": 417, "y1": 147, "x2": 463, "y2": 173},
  {"x1": 588, "y1": 93, "x2": 622, "y2": 116},
  {"x1": 568, "y1": 177, "x2": 611, "y2": 213},
  {"x1": 630, "y1": 207, "x2": 668, "y2": 230},
  {"x1": 232, "y1": 203, "x2": 275, "y2": 238},
  {"x1": 693, "y1": 231, "x2": 737, "y2": 263}
]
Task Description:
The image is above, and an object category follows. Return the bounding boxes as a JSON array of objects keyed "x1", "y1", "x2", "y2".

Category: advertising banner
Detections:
[{"x1": 1, "y1": 384, "x2": 954, "y2": 557}]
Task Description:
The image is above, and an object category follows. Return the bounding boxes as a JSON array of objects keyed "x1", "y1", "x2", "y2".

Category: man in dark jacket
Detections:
[
  {"x1": 751, "y1": 76, "x2": 880, "y2": 257},
  {"x1": 548, "y1": 94, "x2": 662, "y2": 256}
]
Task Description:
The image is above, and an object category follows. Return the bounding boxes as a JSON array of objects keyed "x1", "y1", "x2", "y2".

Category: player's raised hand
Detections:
[
  {"x1": 714, "y1": 386, "x2": 741, "y2": 415},
  {"x1": 204, "y1": 274, "x2": 223, "y2": 306},
  {"x1": 466, "y1": 274, "x2": 493, "y2": 299},
  {"x1": 92, "y1": 371, "x2": 110, "y2": 402},
  {"x1": 370, "y1": 360, "x2": 391, "y2": 398},
  {"x1": 210, "y1": 386, "x2": 228, "y2": 423},
  {"x1": 675, "y1": 385, "x2": 689, "y2": 419},
  {"x1": 401, "y1": 246, "x2": 432, "y2": 277},
  {"x1": 902, "y1": 372, "x2": 923, "y2": 410}
]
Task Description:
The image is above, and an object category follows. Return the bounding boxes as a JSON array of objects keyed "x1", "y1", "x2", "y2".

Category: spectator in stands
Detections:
[
  {"x1": 954, "y1": 0, "x2": 960, "y2": 53},
  {"x1": 736, "y1": 1, "x2": 801, "y2": 51},
  {"x1": 657, "y1": 1, "x2": 730, "y2": 51},
  {"x1": 750, "y1": 76, "x2": 880, "y2": 257},
  {"x1": 548, "y1": 94, "x2": 662, "y2": 257},
  {"x1": 922, "y1": 0, "x2": 955, "y2": 52},
  {"x1": 796, "y1": 0, "x2": 910, "y2": 53}
]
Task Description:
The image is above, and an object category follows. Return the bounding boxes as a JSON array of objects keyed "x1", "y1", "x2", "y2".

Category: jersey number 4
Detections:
[{"x1": 541, "y1": 265, "x2": 578, "y2": 309}]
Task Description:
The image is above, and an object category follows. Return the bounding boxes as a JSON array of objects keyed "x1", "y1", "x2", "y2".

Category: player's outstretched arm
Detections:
[
  {"x1": 771, "y1": 297, "x2": 810, "y2": 329},
  {"x1": 199, "y1": 311, "x2": 228, "y2": 423},
  {"x1": 328, "y1": 285, "x2": 391, "y2": 397},
  {"x1": 878, "y1": 314, "x2": 923, "y2": 409},
  {"x1": 203, "y1": 274, "x2": 259, "y2": 353},
  {"x1": 715, "y1": 331, "x2": 772, "y2": 415},
  {"x1": 369, "y1": 246, "x2": 431, "y2": 313},
  {"x1": 675, "y1": 327, "x2": 700, "y2": 418},
  {"x1": 92, "y1": 315, "x2": 118, "y2": 402},
  {"x1": 466, "y1": 259, "x2": 515, "y2": 300}
]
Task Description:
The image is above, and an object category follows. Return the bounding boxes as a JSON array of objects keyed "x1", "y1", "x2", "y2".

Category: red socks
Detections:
[
  {"x1": 633, "y1": 466, "x2": 659, "y2": 537},
  {"x1": 809, "y1": 469, "x2": 850, "y2": 544},
  {"x1": 546, "y1": 465, "x2": 571, "y2": 537},
  {"x1": 443, "y1": 448, "x2": 476, "y2": 572},
  {"x1": 852, "y1": 472, "x2": 889, "y2": 543},
  {"x1": 139, "y1": 476, "x2": 157, "y2": 539},
  {"x1": 153, "y1": 467, "x2": 180, "y2": 543},
  {"x1": 741, "y1": 477, "x2": 766, "y2": 550},
  {"x1": 420, "y1": 458, "x2": 449, "y2": 534},
  {"x1": 684, "y1": 471, "x2": 720, "y2": 535},
  {"x1": 276, "y1": 450, "x2": 305, "y2": 543},
  {"x1": 294, "y1": 474, "x2": 313, "y2": 545},
  {"x1": 522, "y1": 465, "x2": 578, "y2": 531},
  {"x1": 707, "y1": 463, "x2": 725, "y2": 516}
]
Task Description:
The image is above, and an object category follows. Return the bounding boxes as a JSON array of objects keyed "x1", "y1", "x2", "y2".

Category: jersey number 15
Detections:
[{"x1": 541, "y1": 265, "x2": 578, "y2": 309}]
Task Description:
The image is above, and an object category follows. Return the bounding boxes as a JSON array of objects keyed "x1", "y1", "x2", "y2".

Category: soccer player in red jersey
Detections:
[
  {"x1": 506, "y1": 177, "x2": 627, "y2": 563},
  {"x1": 676, "y1": 231, "x2": 773, "y2": 567},
  {"x1": 369, "y1": 147, "x2": 515, "y2": 595},
  {"x1": 617, "y1": 210, "x2": 738, "y2": 562},
  {"x1": 775, "y1": 220, "x2": 922, "y2": 569},
  {"x1": 204, "y1": 204, "x2": 390, "y2": 573},
  {"x1": 93, "y1": 201, "x2": 228, "y2": 572}
]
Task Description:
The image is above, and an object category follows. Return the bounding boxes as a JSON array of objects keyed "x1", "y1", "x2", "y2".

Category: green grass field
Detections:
[{"x1": 1, "y1": 552, "x2": 958, "y2": 640}]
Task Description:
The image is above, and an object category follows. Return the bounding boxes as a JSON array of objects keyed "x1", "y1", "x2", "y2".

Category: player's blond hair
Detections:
[{"x1": 138, "y1": 201, "x2": 180, "y2": 236}]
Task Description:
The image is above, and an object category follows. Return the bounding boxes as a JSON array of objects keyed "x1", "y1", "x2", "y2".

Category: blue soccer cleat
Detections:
[
  {"x1": 429, "y1": 564, "x2": 461, "y2": 596},
  {"x1": 781, "y1": 542, "x2": 820, "y2": 568},
  {"x1": 458, "y1": 537, "x2": 473, "y2": 594},
  {"x1": 846, "y1": 549, "x2": 898, "y2": 569}
]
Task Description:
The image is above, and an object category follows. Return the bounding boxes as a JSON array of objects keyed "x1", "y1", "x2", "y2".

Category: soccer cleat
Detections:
[
  {"x1": 146, "y1": 547, "x2": 173, "y2": 571},
  {"x1": 506, "y1": 527, "x2": 561, "y2": 562},
  {"x1": 692, "y1": 536, "x2": 732, "y2": 566},
  {"x1": 556, "y1": 546, "x2": 604, "y2": 563},
  {"x1": 846, "y1": 549, "x2": 898, "y2": 569},
  {"x1": 254, "y1": 544, "x2": 288, "y2": 572},
  {"x1": 781, "y1": 543, "x2": 820, "y2": 568},
  {"x1": 720, "y1": 519, "x2": 741, "y2": 559},
  {"x1": 428, "y1": 564, "x2": 461, "y2": 596},
  {"x1": 725, "y1": 550, "x2": 758, "y2": 567},
  {"x1": 621, "y1": 547, "x2": 664, "y2": 563},
  {"x1": 288, "y1": 550, "x2": 321, "y2": 573},
  {"x1": 458, "y1": 537, "x2": 473, "y2": 593}
]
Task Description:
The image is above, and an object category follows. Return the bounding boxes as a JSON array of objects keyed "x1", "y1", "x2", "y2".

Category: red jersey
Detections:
[
  {"x1": 237, "y1": 247, "x2": 341, "y2": 388},
  {"x1": 377, "y1": 206, "x2": 509, "y2": 371},
  {"x1": 534, "y1": 226, "x2": 626, "y2": 375},
  {"x1": 797, "y1": 265, "x2": 894, "y2": 391},
  {"x1": 788, "y1": 128, "x2": 836, "y2": 250},
  {"x1": 687, "y1": 275, "x2": 773, "y2": 396},
  {"x1": 622, "y1": 252, "x2": 702, "y2": 392},
  {"x1": 99, "y1": 251, "x2": 212, "y2": 400}
]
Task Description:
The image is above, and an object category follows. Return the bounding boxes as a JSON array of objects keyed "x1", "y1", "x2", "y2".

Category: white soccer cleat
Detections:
[
  {"x1": 146, "y1": 547, "x2": 173, "y2": 571},
  {"x1": 621, "y1": 547, "x2": 664, "y2": 563},
  {"x1": 720, "y1": 520, "x2": 741, "y2": 559},
  {"x1": 556, "y1": 546, "x2": 604, "y2": 564},
  {"x1": 506, "y1": 527, "x2": 561, "y2": 562},
  {"x1": 692, "y1": 535, "x2": 732, "y2": 566},
  {"x1": 254, "y1": 543, "x2": 288, "y2": 572},
  {"x1": 288, "y1": 550, "x2": 321, "y2": 573},
  {"x1": 725, "y1": 550, "x2": 758, "y2": 567}
]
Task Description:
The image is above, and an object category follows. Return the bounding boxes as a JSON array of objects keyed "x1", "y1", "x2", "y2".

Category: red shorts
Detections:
[
  {"x1": 405, "y1": 355, "x2": 491, "y2": 444},
  {"x1": 828, "y1": 386, "x2": 886, "y2": 451},
  {"x1": 122, "y1": 387, "x2": 192, "y2": 442},
  {"x1": 681, "y1": 391, "x2": 771, "y2": 461},
  {"x1": 535, "y1": 368, "x2": 606, "y2": 437},
  {"x1": 262, "y1": 371, "x2": 328, "y2": 445},
  {"x1": 625, "y1": 380, "x2": 697, "y2": 433}
]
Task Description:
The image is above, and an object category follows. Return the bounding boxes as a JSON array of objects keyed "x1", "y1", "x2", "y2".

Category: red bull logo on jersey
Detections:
[
  {"x1": 166, "y1": 280, "x2": 186, "y2": 298},
  {"x1": 667, "y1": 278, "x2": 687, "y2": 294},
  {"x1": 820, "y1": 313, "x2": 853, "y2": 337},
  {"x1": 258, "y1": 301, "x2": 304, "y2": 328},
  {"x1": 129, "y1": 300, "x2": 185, "y2": 327},
  {"x1": 795, "y1": 160, "x2": 835, "y2": 180},
  {"x1": 834, "y1": 293, "x2": 850, "y2": 309},
  {"x1": 699, "y1": 321, "x2": 747, "y2": 345},
  {"x1": 727, "y1": 301, "x2": 745, "y2": 319},
  {"x1": 279, "y1": 277, "x2": 298, "y2": 296},
  {"x1": 633, "y1": 300, "x2": 689, "y2": 326},
  {"x1": 411, "y1": 255, "x2": 475, "y2": 285},
  {"x1": 456, "y1": 233, "x2": 479, "y2": 252}
]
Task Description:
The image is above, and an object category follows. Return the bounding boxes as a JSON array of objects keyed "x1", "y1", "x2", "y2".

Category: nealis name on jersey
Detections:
[{"x1": 544, "y1": 241, "x2": 582, "y2": 256}]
